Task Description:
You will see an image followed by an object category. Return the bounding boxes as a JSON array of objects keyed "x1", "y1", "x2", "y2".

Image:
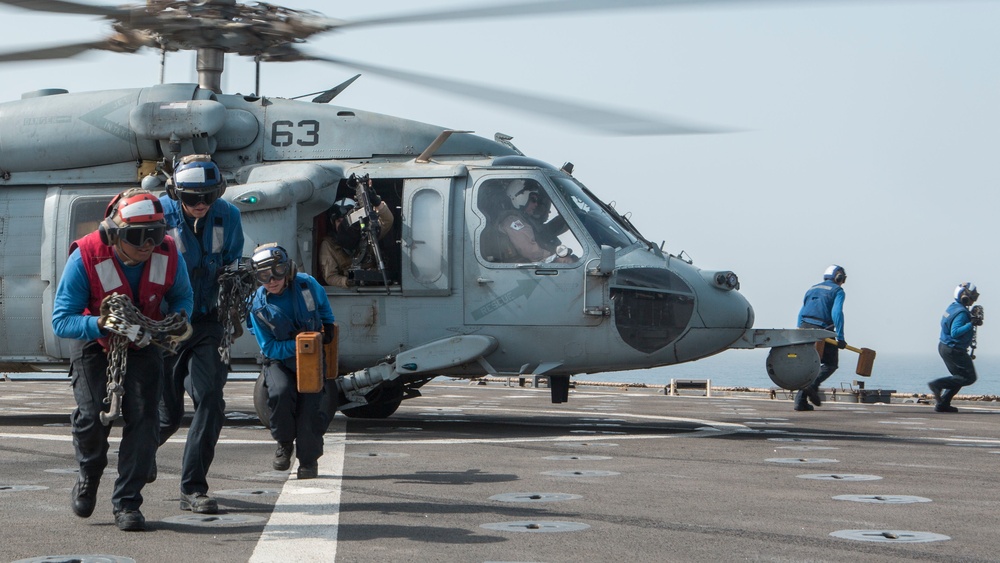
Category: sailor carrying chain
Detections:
[
  {"x1": 217, "y1": 258, "x2": 256, "y2": 364},
  {"x1": 99, "y1": 293, "x2": 190, "y2": 425}
]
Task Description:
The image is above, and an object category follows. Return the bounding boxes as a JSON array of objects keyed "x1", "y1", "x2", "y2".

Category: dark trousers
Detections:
[
  {"x1": 70, "y1": 340, "x2": 162, "y2": 513},
  {"x1": 931, "y1": 342, "x2": 977, "y2": 405},
  {"x1": 795, "y1": 328, "x2": 840, "y2": 408},
  {"x1": 158, "y1": 319, "x2": 229, "y2": 495},
  {"x1": 263, "y1": 361, "x2": 328, "y2": 465}
]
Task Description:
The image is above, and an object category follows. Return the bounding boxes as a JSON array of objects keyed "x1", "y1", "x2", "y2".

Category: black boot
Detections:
[
  {"x1": 297, "y1": 462, "x2": 318, "y2": 480},
  {"x1": 71, "y1": 473, "x2": 99, "y2": 518},
  {"x1": 273, "y1": 441, "x2": 294, "y2": 471}
]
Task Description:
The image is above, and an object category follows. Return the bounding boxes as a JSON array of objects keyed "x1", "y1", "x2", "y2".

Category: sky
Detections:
[{"x1": 1, "y1": 0, "x2": 998, "y2": 358}]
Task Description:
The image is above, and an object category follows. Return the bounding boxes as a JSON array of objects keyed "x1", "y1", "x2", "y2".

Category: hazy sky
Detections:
[{"x1": 1, "y1": 0, "x2": 998, "y2": 358}]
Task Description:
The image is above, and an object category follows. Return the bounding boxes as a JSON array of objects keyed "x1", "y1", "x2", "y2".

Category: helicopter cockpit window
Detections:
[
  {"x1": 477, "y1": 178, "x2": 581, "y2": 265},
  {"x1": 550, "y1": 176, "x2": 639, "y2": 250}
]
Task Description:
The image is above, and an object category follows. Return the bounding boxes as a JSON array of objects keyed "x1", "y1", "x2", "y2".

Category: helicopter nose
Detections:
[
  {"x1": 694, "y1": 271, "x2": 755, "y2": 331},
  {"x1": 668, "y1": 271, "x2": 754, "y2": 364}
]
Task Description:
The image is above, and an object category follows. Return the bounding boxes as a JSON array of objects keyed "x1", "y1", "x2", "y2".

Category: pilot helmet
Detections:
[
  {"x1": 506, "y1": 180, "x2": 532, "y2": 210},
  {"x1": 251, "y1": 243, "x2": 294, "y2": 284},
  {"x1": 823, "y1": 264, "x2": 847, "y2": 284},
  {"x1": 328, "y1": 198, "x2": 358, "y2": 223},
  {"x1": 99, "y1": 188, "x2": 167, "y2": 247},
  {"x1": 955, "y1": 282, "x2": 979, "y2": 306},
  {"x1": 167, "y1": 154, "x2": 226, "y2": 207}
]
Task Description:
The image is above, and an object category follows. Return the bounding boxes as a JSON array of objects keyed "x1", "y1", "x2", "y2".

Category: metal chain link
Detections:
[
  {"x1": 217, "y1": 258, "x2": 256, "y2": 364},
  {"x1": 99, "y1": 294, "x2": 189, "y2": 425},
  {"x1": 971, "y1": 305, "x2": 984, "y2": 360},
  {"x1": 100, "y1": 333, "x2": 128, "y2": 426}
]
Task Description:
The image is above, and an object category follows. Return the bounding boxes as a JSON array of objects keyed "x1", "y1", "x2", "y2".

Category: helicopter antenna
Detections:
[{"x1": 254, "y1": 55, "x2": 261, "y2": 97}]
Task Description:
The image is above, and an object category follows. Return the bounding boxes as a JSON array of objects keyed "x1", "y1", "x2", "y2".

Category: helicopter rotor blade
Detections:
[
  {"x1": 0, "y1": 40, "x2": 123, "y2": 63},
  {"x1": 334, "y1": 0, "x2": 842, "y2": 29},
  {"x1": 0, "y1": 0, "x2": 125, "y2": 17},
  {"x1": 301, "y1": 53, "x2": 729, "y2": 136}
]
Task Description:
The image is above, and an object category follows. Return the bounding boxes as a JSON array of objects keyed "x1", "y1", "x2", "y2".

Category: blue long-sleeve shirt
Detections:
[
  {"x1": 250, "y1": 274, "x2": 335, "y2": 362},
  {"x1": 940, "y1": 300, "x2": 974, "y2": 349},
  {"x1": 160, "y1": 197, "x2": 244, "y2": 319},
  {"x1": 797, "y1": 280, "x2": 846, "y2": 340},
  {"x1": 52, "y1": 247, "x2": 193, "y2": 341}
]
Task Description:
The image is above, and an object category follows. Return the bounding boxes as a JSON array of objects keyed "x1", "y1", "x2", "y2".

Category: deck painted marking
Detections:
[{"x1": 248, "y1": 418, "x2": 347, "y2": 563}]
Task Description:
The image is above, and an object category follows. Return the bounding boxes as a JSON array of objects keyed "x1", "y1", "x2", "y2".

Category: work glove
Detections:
[
  {"x1": 117, "y1": 324, "x2": 152, "y2": 348},
  {"x1": 837, "y1": 339, "x2": 848, "y2": 350},
  {"x1": 368, "y1": 190, "x2": 382, "y2": 207},
  {"x1": 97, "y1": 294, "x2": 115, "y2": 331},
  {"x1": 972, "y1": 317, "x2": 984, "y2": 327},
  {"x1": 322, "y1": 323, "x2": 336, "y2": 345}
]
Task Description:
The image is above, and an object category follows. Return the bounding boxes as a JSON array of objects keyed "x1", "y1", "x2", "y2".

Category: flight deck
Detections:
[{"x1": 2, "y1": 378, "x2": 999, "y2": 562}]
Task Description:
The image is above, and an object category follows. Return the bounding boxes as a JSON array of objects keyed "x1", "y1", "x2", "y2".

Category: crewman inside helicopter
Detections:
[
  {"x1": 480, "y1": 178, "x2": 577, "y2": 264},
  {"x1": 318, "y1": 191, "x2": 395, "y2": 288}
]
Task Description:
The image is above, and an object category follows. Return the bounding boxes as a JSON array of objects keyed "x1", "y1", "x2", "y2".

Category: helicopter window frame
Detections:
[
  {"x1": 472, "y1": 175, "x2": 586, "y2": 267},
  {"x1": 547, "y1": 175, "x2": 640, "y2": 252}
]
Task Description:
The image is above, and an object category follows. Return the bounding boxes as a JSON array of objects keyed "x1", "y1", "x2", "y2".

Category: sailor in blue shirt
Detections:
[
  {"x1": 929, "y1": 283, "x2": 982, "y2": 413},
  {"x1": 249, "y1": 243, "x2": 335, "y2": 479},
  {"x1": 794, "y1": 264, "x2": 847, "y2": 411},
  {"x1": 155, "y1": 155, "x2": 245, "y2": 514}
]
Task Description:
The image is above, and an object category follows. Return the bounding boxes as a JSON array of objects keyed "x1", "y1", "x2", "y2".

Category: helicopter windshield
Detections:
[{"x1": 549, "y1": 176, "x2": 640, "y2": 250}]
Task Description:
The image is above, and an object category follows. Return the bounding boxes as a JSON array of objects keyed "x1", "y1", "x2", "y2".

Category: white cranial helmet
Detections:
[{"x1": 506, "y1": 180, "x2": 531, "y2": 209}]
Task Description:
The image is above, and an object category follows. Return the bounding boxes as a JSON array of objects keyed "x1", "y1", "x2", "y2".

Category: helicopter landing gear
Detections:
[
  {"x1": 252, "y1": 371, "x2": 343, "y2": 429},
  {"x1": 341, "y1": 385, "x2": 403, "y2": 419}
]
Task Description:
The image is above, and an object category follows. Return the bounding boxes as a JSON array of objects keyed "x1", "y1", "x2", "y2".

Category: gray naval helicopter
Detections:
[{"x1": 0, "y1": 0, "x2": 831, "y2": 420}]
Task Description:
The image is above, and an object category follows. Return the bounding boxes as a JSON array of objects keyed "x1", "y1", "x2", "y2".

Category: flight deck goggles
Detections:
[
  {"x1": 178, "y1": 190, "x2": 221, "y2": 207},
  {"x1": 118, "y1": 224, "x2": 166, "y2": 247},
  {"x1": 254, "y1": 263, "x2": 289, "y2": 284}
]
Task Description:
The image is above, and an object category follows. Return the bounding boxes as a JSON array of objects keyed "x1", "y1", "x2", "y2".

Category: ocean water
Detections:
[{"x1": 580, "y1": 350, "x2": 1000, "y2": 397}]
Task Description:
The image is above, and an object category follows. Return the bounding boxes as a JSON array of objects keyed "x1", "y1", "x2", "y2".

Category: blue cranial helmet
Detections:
[
  {"x1": 168, "y1": 155, "x2": 225, "y2": 202},
  {"x1": 823, "y1": 265, "x2": 846, "y2": 284}
]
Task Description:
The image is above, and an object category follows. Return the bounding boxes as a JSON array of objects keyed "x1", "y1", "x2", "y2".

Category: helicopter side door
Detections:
[
  {"x1": 39, "y1": 188, "x2": 118, "y2": 361},
  {"x1": 464, "y1": 174, "x2": 598, "y2": 327}
]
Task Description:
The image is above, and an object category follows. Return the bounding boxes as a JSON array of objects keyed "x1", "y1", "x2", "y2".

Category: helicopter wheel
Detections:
[
  {"x1": 256, "y1": 371, "x2": 345, "y2": 429},
  {"x1": 341, "y1": 385, "x2": 403, "y2": 419}
]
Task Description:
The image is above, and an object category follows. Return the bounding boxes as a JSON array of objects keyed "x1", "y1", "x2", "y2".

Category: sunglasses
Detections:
[
  {"x1": 119, "y1": 225, "x2": 166, "y2": 247},
  {"x1": 255, "y1": 262, "x2": 290, "y2": 284},
  {"x1": 179, "y1": 190, "x2": 220, "y2": 207}
]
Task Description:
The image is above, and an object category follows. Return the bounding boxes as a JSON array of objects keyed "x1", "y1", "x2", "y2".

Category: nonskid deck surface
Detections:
[{"x1": 2, "y1": 378, "x2": 999, "y2": 562}]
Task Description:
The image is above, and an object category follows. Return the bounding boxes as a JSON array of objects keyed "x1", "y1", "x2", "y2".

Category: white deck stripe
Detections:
[{"x1": 249, "y1": 418, "x2": 347, "y2": 563}]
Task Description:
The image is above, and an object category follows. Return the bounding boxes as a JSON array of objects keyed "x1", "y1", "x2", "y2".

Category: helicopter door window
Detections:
[
  {"x1": 70, "y1": 198, "x2": 108, "y2": 242},
  {"x1": 476, "y1": 178, "x2": 581, "y2": 265}
]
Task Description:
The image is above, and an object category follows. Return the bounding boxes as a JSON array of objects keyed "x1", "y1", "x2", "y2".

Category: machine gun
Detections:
[
  {"x1": 971, "y1": 304, "x2": 984, "y2": 360},
  {"x1": 346, "y1": 173, "x2": 391, "y2": 294}
]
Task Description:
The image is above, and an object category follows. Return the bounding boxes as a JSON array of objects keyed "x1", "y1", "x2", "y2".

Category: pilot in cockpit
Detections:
[{"x1": 487, "y1": 179, "x2": 575, "y2": 264}]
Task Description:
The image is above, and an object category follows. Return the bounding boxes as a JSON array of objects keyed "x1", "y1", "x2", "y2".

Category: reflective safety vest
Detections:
[{"x1": 71, "y1": 231, "x2": 180, "y2": 348}]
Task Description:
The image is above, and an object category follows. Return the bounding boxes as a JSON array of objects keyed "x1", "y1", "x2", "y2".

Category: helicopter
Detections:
[{"x1": 0, "y1": 0, "x2": 837, "y2": 420}]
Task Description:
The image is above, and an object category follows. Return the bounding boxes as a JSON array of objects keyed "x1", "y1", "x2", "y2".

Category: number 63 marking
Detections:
[{"x1": 270, "y1": 120, "x2": 320, "y2": 147}]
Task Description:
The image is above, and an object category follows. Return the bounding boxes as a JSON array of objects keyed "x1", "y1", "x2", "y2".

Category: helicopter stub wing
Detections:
[
  {"x1": 729, "y1": 328, "x2": 835, "y2": 350},
  {"x1": 335, "y1": 335, "x2": 499, "y2": 408},
  {"x1": 730, "y1": 328, "x2": 837, "y2": 391}
]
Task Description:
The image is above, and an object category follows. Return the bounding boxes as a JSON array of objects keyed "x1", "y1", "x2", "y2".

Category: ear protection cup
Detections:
[
  {"x1": 165, "y1": 179, "x2": 178, "y2": 201},
  {"x1": 833, "y1": 269, "x2": 846, "y2": 284},
  {"x1": 98, "y1": 217, "x2": 116, "y2": 246},
  {"x1": 955, "y1": 282, "x2": 979, "y2": 306}
]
